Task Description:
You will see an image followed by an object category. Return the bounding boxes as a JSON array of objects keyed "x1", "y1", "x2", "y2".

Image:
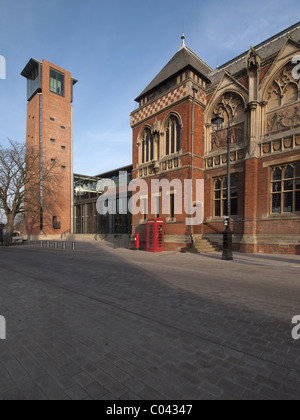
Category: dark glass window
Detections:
[
  {"x1": 170, "y1": 194, "x2": 175, "y2": 219},
  {"x1": 142, "y1": 128, "x2": 154, "y2": 164},
  {"x1": 166, "y1": 116, "x2": 181, "y2": 155},
  {"x1": 271, "y1": 163, "x2": 300, "y2": 214},
  {"x1": 50, "y1": 68, "x2": 65, "y2": 97},
  {"x1": 27, "y1": 64, "x2": 41, "y2": 101},
  {"x1": 214, "y1": 175, "x2": 238, "y2": 217}
]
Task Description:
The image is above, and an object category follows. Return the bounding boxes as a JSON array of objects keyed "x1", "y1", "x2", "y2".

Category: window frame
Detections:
[
  {"x1": 213, "y1": 175, "x2": 239, "y2": 218},
  {"x1": 49, "y1": 68, "x2": 65, "y2": 98},
  {"x1": 166, "y1": 115, "x2": 181, "y2": 156},
  {"x1": 270, "y1": 163, "x2": 300, "y2": 215},
  {"x1": 141, "y1": 128, "x2": 154, "y2": 164}
]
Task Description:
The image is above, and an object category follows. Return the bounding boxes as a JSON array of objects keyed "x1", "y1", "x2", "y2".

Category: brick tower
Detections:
[{"x1": 21, "y1": 59, "x2": 77, "y2": 238}]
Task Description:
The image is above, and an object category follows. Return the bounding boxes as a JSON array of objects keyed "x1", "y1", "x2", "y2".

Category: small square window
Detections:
[
  {"x1": 50, "y1": 117, "x2": 55, "y2": 122},
  {"x1": 61, "y1": 166, "x2": 66, "y2": 171},
  {"x1": 51, "y1": 159, "x2": 56, "y2": 164},
  {"x1": 61, "y1": 126, "x2": 65, "y2": 130},
  {"x1": 50, "y1": 138, "x2": 55, "y2": 143},
  {"x1": 61, "y1": 146, "x2": 66, "y2": 150}
]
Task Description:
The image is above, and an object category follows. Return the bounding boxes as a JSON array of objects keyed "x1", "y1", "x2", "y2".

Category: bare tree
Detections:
[{"x1": 0, "y1": 140, "x2": 57, "y2": 246}]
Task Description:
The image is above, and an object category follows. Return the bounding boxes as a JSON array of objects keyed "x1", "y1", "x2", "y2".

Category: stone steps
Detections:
[{"x1": 192, "y1": 238, "x2": 219, "y2": 254}]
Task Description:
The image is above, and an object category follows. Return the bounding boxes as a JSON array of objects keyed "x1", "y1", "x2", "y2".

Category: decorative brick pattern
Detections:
[{"x1": 131, "y1": 86, "x2": 189, "y2": 126}]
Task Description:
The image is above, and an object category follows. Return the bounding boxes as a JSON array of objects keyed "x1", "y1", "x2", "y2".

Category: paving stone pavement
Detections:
[{"x1": 0, "y1": 241, "x2": 300, "y2": 400}]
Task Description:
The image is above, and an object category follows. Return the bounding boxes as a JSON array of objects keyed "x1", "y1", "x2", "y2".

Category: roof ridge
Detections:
[{"x1": 135, "y1": 45, "x2": 213, "y2": 101}]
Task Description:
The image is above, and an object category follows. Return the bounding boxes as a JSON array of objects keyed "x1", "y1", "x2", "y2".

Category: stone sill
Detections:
[
  {"x1": 206, "y1": 217, "x2": 243, "y2": 223},
  {"x1": 262, "y1": 214, "x2": 300, "y2": 221},
  {"x1": 166, "y1": 218, "x2": 177, "y2": 224}
]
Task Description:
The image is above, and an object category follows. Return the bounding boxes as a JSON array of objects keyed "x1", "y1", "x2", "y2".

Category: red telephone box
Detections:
[{"x1": 146, "y1": 219, "x2": 165, "y2": 253}]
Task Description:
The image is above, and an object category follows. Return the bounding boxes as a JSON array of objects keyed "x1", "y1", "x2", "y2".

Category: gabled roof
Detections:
[
  {"x1": 209, "y1": 21, "x2": 300, "y2": 86},
  {"x1": 135, "y1": 46, "x2": 212, "y2": 102}
]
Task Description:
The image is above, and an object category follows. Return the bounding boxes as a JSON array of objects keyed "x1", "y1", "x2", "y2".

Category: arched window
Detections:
[
  {"x1": 271, "y1": 163, "x2": 300, "y2": 214},
  {"x1": 166, "y1": 116, "x2": 181, "y2": 156},
  {"x1": 141, "y1": 128, "x2": 154, "y2": 164}
]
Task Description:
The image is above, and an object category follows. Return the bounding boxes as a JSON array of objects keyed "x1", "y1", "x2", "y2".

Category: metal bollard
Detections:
[
  {"x1": 62, "y1": 242, "x2": 67, "y2": 250},
  {"x1": 54, "y1": 241, "x2": 58, "y2": 249},
  {"x1": 72, "y1": 242, "x2": 76, "y2": 251},
  {"x1": 40, "y1": 241, "x2": 43, "y2": 248},
  {"x1": 46, "y1": 241, "x2": 50, "y2": 248}
]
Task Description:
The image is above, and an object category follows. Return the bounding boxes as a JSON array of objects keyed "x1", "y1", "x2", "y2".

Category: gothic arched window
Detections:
[
  {"x1": 142, "y1": 128, "x2": 154, "y2": 164},
  {"x1": 166, "y1": 116, "x2": 181, "y2": 156},
  {"x1": 271, "y1": 163, "x2": 300, "y2": 214}
]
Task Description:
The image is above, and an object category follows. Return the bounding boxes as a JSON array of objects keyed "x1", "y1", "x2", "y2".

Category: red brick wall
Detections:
[
  {"x1": 132, "y1": 97, "x2": 205, "y2": 241},
  {"x1": 24, "y1": 95, "x2": 40, "y2": 235}
]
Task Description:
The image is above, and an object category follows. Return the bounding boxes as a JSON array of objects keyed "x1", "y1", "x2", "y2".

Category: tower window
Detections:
[
  {"x1": 61, "y1": 126, "x2": 66, "y2": 130},
  {"x1": 142, "y1": 128, "x2": 154, "y2": 164},
  {"x1": 61, "y1": 146, "x2": 66, "y2": 150},
  {"x1": 50, "y1": 117, "x2": 55, "y2": 122},
  {"x1": 50, "y1": 68, "x2": 65, "y2": 97},
  {"x1": 51, "y1": 159, "x2": 56, "y2": 165},
  {"x1": 50, "y1": 138, "x2": 55, "y2": 143},
  {"x1": 166, "y1": 115, "x2": 181, "y2": 155}
]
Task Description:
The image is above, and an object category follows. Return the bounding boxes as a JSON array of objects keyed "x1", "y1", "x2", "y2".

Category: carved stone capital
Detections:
[{"x1": 247, "y1": 101, "x2": 258, "y2": 111}]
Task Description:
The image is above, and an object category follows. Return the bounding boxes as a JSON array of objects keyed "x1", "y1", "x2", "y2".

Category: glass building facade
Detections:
[{"x1": 73, "y1": 166, "x2": 132, "y2": 235}]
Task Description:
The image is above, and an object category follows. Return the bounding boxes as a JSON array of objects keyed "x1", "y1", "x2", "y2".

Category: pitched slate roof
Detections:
[
  {"x1": 135, "y1": 46, "x2": 213, "y2": 102},
  {"x1": 209, "y1": 21, "x2": 300, "y2": 86}
]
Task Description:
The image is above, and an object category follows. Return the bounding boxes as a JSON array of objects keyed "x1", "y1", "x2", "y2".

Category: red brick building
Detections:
[
  {"x1": 131, "y1": 24, "x2": 300, "y2": 254},
  {"x1": 21, "y1": 59, "x2": 77, "y2": 238}
]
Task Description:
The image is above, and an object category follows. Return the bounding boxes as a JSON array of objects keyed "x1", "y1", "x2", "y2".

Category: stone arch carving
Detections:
[
  {"x1": 264, "y1": 61, "x2": 300, "y2": 135},
  {"x1": 162, "y1": 111, "x2": 183, "y2": 130},
  {"x1": 265, "y1": 61, "x2": 300, "y2": 111},
  {"x1": 206, "y1": 91, "x2": 247, "y2": 153},
  {"x1": 137, "y1": 124, "x2": 152, "y2": 146}
]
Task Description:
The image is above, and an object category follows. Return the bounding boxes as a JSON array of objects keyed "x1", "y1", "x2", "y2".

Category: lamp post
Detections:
[
  {"x1": 211, "y1": 105, "x2": 233, "y2": 261},
  {"x1": 190, "y1": 86, "x2": 198, "y2": 245}
]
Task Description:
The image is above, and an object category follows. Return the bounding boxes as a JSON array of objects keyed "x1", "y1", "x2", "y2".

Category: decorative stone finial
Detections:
[{"x1": 180, "y1": 32, "x2": 186, "y2": 50}]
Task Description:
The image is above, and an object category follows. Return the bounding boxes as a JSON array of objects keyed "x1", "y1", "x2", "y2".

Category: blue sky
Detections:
[{"x1": 0, "y1": 0, "x2": 299, "y2": 175}]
